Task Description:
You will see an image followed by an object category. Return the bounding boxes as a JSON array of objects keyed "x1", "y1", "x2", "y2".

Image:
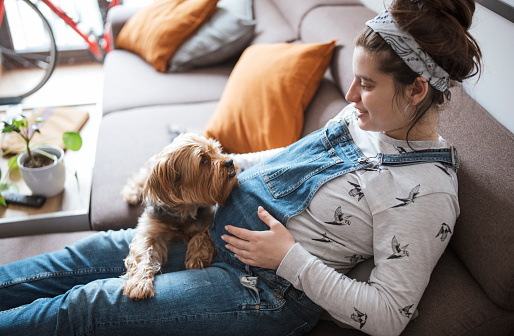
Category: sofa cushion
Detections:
[
  {"x1": 168, "y1": 0, "x2": 256, "y2": 72},
  {"x1": 299, "y1": 6, "x2": 376, "y2": 95},
  {"x1": 107, "y1": 5, "x2": 144, "y2": 44},
  {"x1": 116, "y1": 0, "x2": 219, "y2": 72},
  {"x1": 437, "y1": 84, "x2": 514, "y2": 310},
  {"x1": 271, "y1": 0, "x2": 362, "y2": 36},
  {"x1": 308, "y1": 247, "x2": 514, "y2": 336},
  {"x1": 401, "y1": 247, "x2": 514, "y2": 335},
  {"x1": 102, "y1": 50, "x2": 234, "y2": 114},
  {"x1": 91, "y1": 103, "x2": 220, "y2": 231},
  {"x1": 301, "y1": 78, "x2": 348, "y2": 137},
  {"x1": 250, "y1": 0, "x2": 296, "y2": 44},
  {"x1": 204, "y1": 40, "x2": 336, "y2": 154}
]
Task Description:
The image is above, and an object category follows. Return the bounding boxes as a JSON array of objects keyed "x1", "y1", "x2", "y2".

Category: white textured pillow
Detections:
[{"x1": 168, "y1": 0, "x2": 255, "y2": 72}]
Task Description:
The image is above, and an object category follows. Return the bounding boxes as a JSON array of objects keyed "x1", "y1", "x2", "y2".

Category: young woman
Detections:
[{"x1": 0, "y1": 0, "x2": 481, "y2": 335}]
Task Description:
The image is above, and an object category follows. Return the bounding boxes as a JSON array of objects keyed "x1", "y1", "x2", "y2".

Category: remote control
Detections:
[{"x1": 2, "y1": 192, "x2": 47, "y2": 208}]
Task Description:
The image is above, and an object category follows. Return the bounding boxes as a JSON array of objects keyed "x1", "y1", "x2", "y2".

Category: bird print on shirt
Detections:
[
  {"x1": 392, "y1": 184, "x2": 420, "y2": 208},
  {"x1": 387, "y1": 236, "x2": 410, "y2": 259},
  {"x1": 348, "y1": 181, "x2": 364, "y2": 201},
  {"x1": 435, "y1": 223, "x2": 452, "y2": 242},
  {"x1": 394, "y1": 145, "x2": 408, "y2": 154},
  {"x1": 399, "y1": 304, "x2": 415, "y2": 318},
  {"x1": 312, "y1": 233, "x2": 346, "y2": 247},
  {"x1": 351, "y1": 307, "x2": 368, "y2": 329},
  {"x1": 324, "y1": 206, "x2": 352, "y2": 225}
]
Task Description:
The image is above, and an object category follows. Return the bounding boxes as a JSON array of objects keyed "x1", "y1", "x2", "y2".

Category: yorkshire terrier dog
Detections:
[{"x1": 121, "y1": 133, "x2": 238, "y2": 300}]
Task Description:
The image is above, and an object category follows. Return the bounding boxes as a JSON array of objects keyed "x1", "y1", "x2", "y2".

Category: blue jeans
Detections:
[{"x1": 0, "y1": 229, "x2": 321, "y2": 335}]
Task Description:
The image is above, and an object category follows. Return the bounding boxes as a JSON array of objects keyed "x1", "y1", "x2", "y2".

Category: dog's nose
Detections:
[{"x1": 223, "y1": 158, "x2": 234, "y2": 168}]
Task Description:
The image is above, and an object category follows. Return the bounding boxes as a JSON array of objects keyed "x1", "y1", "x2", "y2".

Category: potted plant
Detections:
[{"x1": 1, "y1": 114, "x2": 82, "y2": 203}]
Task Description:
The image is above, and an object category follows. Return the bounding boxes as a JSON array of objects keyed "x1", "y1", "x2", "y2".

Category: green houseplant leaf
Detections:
[{"x1": 62, "y1": 132, "x2": 82, "y2": 151}]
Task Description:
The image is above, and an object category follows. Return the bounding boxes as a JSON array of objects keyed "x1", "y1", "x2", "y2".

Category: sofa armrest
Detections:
[{"x1": 106, "y1": 5, "x2": 145, "y2": 48}]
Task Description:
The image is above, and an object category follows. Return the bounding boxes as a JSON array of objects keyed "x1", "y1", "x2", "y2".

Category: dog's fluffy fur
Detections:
[{"x1": 121, "y1": 133, "x2": 238, "y2": 300}]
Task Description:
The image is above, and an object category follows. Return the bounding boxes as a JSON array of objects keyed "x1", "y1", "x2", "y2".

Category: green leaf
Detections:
[
  {"x1": 0, "y1": 195, "x2": 6, "y2": 207},
  {"x1": 8, "y1": 154, "x2": 19, "y2": 170},
  {"x1": 2, "y1": 124, "x2": 17, "y2": 133},
  {"x1": 63, "y1": 132, "x2": 82, "y2": 151},
  {"x1": 15, "y1": 119, "x2": 27, "y2": 128}
]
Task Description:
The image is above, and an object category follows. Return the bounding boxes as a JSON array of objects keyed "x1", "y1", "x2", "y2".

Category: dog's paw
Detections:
[
  {"x1": 123, "y1": 277, "x2": 155, "y2": 300},
  {"x1": 185, "y1": 257, "x2": 208, "y2": 270},
  {"x1": 185, "y1": 231, "x2": 214, "y2": 270},
  {"x1": 185, "y1": 253, "x2": 213, "y2": 270},
  {"x1": 122, "y1": 184, "x2": 142, "y2": 205}
]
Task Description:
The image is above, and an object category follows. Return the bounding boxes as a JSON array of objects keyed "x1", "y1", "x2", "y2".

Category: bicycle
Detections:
[{"x1": 0, "y1": 0, "x2": 120, "y2": 105}]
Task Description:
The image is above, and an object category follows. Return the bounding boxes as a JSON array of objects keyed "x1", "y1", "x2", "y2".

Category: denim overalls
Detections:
[{"x1": 210, "y1": 117, "x2": 459, "y2": 323}]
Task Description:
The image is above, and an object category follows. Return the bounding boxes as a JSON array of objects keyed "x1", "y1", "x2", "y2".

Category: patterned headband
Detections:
[{"x1": 366, "y1": 10, "x2": 451, "y2": 101}]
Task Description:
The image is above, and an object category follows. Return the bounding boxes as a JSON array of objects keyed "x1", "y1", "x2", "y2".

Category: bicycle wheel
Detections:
[{"x1": 0, "y1": 0, "x2": 58, "y2": 102}]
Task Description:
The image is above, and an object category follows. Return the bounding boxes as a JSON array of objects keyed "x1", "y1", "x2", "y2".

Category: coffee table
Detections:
[{"x1": 0, "y1": 104, "x2": 101, "y2": 238}]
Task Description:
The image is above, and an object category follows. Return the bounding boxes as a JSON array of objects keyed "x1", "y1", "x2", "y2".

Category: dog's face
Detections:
[{"x1": 143, "y1": 133, "x2": 238, "y2": 208}]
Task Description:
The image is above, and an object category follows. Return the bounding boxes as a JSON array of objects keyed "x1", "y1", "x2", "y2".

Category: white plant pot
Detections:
[{"x1": 17, "y1": 144, "x2": 66, "y2": 197}]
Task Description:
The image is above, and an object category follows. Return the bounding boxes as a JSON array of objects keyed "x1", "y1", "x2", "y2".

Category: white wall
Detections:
[{"x1": 359, "y1": 0, "x2": 514, "y2": 133}]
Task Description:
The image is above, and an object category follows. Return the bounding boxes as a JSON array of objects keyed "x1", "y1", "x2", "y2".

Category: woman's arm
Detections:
[
  {"x1": 279, "y1": 193, "x2": 457, "y2": 335},
  {"x1": 224, "y1": 194, "x2": 458, "y2": 336}
]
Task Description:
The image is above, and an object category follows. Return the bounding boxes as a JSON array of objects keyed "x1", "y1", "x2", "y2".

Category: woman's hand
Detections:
[{"x1": 222, "y1": 206, "x2": 296, "y2": 269}]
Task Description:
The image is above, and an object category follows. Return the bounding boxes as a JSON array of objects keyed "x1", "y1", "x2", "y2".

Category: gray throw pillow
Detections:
[{"x1": 167, "y1": 0, "x2": 255, "y2": 72}]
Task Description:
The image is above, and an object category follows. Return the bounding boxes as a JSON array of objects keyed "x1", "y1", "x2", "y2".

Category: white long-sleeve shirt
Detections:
[{"x1": 230, "y1": 106, "x2": 459, "y2": 335}]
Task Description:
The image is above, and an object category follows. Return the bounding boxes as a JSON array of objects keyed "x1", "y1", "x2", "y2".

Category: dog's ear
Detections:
[{"x1": 143, "y1": 155, "x2": 182, "y2": 206}]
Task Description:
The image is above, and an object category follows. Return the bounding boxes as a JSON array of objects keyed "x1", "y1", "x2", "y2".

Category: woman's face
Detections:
[{"x1": 345, "y1": 46, "x2": 412, "y2": 140}]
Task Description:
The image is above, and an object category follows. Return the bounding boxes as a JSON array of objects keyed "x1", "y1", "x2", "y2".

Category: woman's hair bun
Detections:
[
  {"x1": 421, "y1": 0, "x2": 474, "y2": 29},
  {"x1": 389, "y1": 0, "x2": 482, "y2": 81}
]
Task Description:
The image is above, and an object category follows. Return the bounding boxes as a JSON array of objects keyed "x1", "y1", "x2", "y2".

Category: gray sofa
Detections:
[{"x1": 1, "y1": 0, "x2": 513, "y2": 335}]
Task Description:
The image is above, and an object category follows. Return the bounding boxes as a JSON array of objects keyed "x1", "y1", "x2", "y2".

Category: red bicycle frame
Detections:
[
  {"x1": 101, "y1": 0, "x2": 120, "y2": 54},
  {"x1": 0, "y1": 2, "x2": 5, "y2": 28},
  {"x1": 0, "y1": 0, "x2": 121, "y2": 62}
]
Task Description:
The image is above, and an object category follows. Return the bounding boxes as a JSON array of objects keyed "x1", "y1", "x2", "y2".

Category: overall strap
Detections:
[
  {"x1": 387, "y1": 146, "x2": 459, "y2": 168},
  {"x1": 341, "y1": 115, "x2": 459, "y2": 170},
  {"x1": 364, "y1": 146, "x2": 459, "y2": 170}
]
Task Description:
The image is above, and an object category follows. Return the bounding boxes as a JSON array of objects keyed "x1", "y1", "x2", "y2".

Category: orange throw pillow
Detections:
[
  {"x1": 116, "y1": 0, "x2": 219, "y2": 72},
  {"x1": 204, "y1": 40, "x2": 336, "y2": 154}
]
